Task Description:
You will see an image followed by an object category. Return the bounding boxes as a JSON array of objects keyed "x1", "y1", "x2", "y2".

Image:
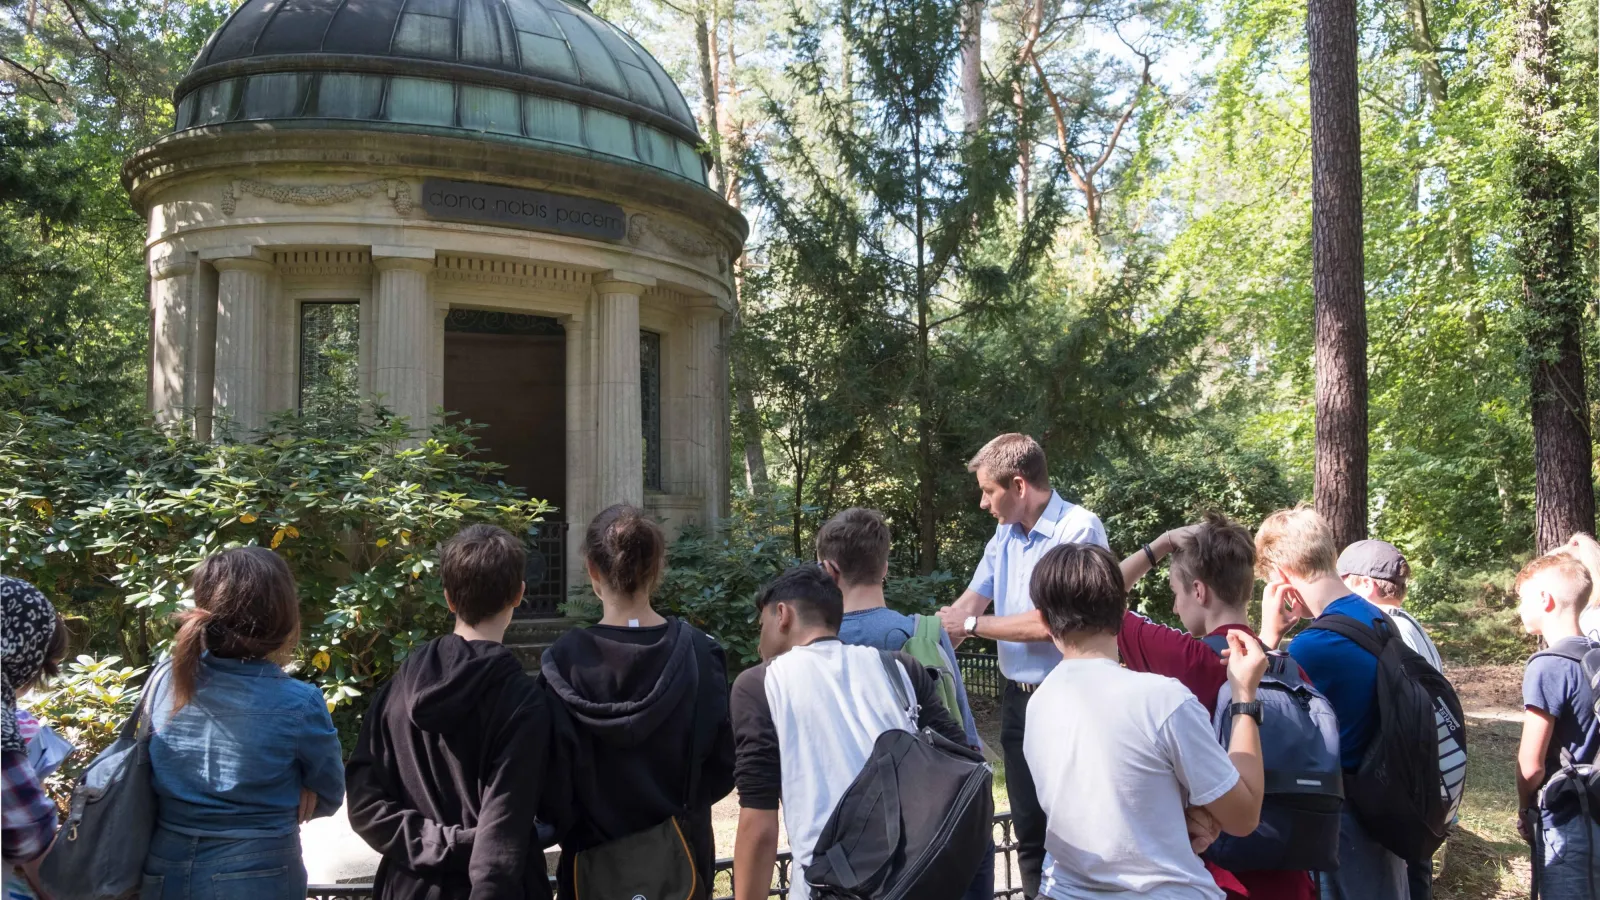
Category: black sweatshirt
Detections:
[
  {"x1": 346, "y1": 635, "x2": 567, "y2": 900},
  {"x1": 540, "y1": 618, "x2": 736, "y2": 899}
]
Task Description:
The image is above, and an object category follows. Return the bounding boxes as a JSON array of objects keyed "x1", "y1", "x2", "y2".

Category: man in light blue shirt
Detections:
[{"x1": 936, "y1": 433, "x2": 1107, "y2": 899}]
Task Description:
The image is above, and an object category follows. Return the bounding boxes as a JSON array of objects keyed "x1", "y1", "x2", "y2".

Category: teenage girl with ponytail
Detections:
[
  {"x1": 142, "y1": 547, "x2": 344, "y2": 900},
  {"x1": 541, "y1": 504, "x2": 736, "y2": 900}
]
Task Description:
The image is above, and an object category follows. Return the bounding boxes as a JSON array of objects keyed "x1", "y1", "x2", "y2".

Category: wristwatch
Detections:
[
  {"x1": 963, "y1": 615, "x2": 980, "y2": 638},
  {"x1": 1229, "y1": 700, "x2": 1263, "y2": 725}
]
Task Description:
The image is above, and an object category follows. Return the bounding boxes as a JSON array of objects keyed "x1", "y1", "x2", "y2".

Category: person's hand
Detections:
[
  {"x1": 1517, "y1": 808, "x2": 1535, "y2": 845},
  {"x1": 1222, "y1": 629, "x2": 1269, "y2": 702},
  {"x1": 298, "y1": 788, "x2": 318, "y2": 823},
  {"x1": 1184, "y1": 804, "x2": 1222, "y2": 855},
  {"x1": 1159, "y1": 524, "x2": 1203, "y2": 556},
  {"x1": 18, "y1": 858, "x2": 50, "y2": 900},
  {"x1": 936, "y1": 606, "x2": 968, "y2": 648},
  {"x1": 1259, "y1": 580, "x2": 1305, "y2": 648}
]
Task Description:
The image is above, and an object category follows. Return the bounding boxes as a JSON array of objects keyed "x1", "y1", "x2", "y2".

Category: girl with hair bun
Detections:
[
  {"x1": 541, "y1": 504, "x2": 736, "y2": 900},
  {"x1": 142, "y1": 546, "x2": 344, "y2": 900}
]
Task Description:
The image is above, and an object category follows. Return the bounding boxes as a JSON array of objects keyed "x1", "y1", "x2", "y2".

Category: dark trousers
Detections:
[
  {"x1": 1000, "y1": 681, "x2": 1047, "y2": 900},
  {"x1": 1406, "y1": 856, "x2": 1431, "y2": 900}
]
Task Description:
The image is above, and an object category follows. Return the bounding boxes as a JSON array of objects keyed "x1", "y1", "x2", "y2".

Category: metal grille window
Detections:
[
  {"x1": 640, "y1": 330, "x2": 662, "y2": 491},
  {"x1": 299, "y1": 302, "x2": 360, "y2": 411}
]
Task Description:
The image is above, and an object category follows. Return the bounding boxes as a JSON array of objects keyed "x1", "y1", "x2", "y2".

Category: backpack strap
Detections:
[
  {"x1": 878, "y1": 650, "x2": 916, "y2": 727},
  {"x1": 1304, "y1": 613, "x2": 1389, "y2": 657},
  {"x1": 1531, "y1": 644, "x2": 1589, "y2": 666},
  {"x1": 676, "y1": 620, "x2": 708, "y2": 817},
  {"x1": 1200, "y1": 634, "x2": 1230, "y2": 656}
]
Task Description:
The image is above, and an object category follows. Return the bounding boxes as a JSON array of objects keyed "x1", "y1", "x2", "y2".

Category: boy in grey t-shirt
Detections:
[{"x1": 815, "y1": 508, "x2": 989, "y2": 900}]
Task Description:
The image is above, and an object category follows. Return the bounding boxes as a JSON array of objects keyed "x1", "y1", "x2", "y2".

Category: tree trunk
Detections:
[
  {"x1": 1015, "y1": 76, "x2": 1029, "y2": 226},
  {"x1": 1308, "y1": 0, "x2": 1369, "y2": 550},
  {"x1": 695, "y1": 3, "x2": 725, "y2": 194},
  {"x1": 1512, "y1": 0, "x2": 1596, "y2": 553},
  {"x1": 1404, "y1": 0, "x2": 1447, "y2": 106},
  {"x1": 960, "y1": 0, "x2": 984, "y2": 131}
]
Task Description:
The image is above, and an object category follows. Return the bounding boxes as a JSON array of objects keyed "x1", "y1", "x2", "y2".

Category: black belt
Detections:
[{"x1": 1007, "y1": 679, "x2": 1039, "y2": 694}]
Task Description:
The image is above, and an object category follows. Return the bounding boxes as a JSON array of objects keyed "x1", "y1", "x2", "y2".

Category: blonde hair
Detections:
[
  {"x1": 966, "y1": 434, "x2": 1048, "y2": 489},
  {"x1": 1254, "y1": 505, "x2": 1339, "y2": 580},
  {"x1": 1515, "y1": 553, "x2": 1593, "y2": 611}
]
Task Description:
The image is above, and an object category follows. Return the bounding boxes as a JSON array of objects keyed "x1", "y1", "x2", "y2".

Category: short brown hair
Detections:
[
  {"x1": 816, "y1": 508, "x2": 891, "y2": 586},
  {"x1": 440, "y1": 524, "x2": 527, "y2": 625},
  {"x1": 967, "y1": 433, "x2": 1049, "y2": 489},
  {"x1": 1030, "y1": 543, "x2": 1126, "y2": 638},
  {"x1": 1515, "y1": 553, "x2": 1593, "y2": 611},
  {"x1": 1254, "y1": 505, "x2": 1339, "y2": 580},
  {"x1": 583, "y1": 504, "x2": 666, "y2": 595},
  {"x1": 1170, "y1": 512, "x2": 1256, "y2": 608}
]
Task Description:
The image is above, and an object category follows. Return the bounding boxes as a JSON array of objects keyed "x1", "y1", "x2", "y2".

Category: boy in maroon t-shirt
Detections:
[{"x1": 1115, "y1": 513, "x2": 1316, "y2": 900}]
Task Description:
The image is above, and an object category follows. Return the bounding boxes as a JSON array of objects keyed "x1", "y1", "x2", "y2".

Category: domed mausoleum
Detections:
[{"x1": 125, "y1": 0, "x2": 746, "y2": 614}]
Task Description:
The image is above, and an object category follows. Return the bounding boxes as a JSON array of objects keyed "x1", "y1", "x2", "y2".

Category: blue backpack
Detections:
[{"x1": 1200, "y1": 635, "x2": 1344, "y2": 873}]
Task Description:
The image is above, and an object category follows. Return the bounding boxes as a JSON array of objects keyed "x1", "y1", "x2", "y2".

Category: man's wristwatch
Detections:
[
  {"x1": 1229, "y1": 700, "x2": 1263, "y2": 725},
  {"x1": 963, "y1": 615, "x2": 980, "y2": 638}
]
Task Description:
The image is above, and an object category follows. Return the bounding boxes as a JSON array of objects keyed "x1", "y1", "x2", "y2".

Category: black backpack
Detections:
[
  {"x1": 1305, "y1": 613, "x2": 1467, "y2": 862},
  {"x1": 1198, "y1": 635, "x2": 1344, "y2": 872},
  {"x1": 804, "y1": 652, "x2": 994, "y2": 900}
]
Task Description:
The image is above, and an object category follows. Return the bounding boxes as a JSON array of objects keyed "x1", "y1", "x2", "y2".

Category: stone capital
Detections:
[
  {"x1": 151, "y1": 253, "x2": 196, "y2": 281},
  {"x1": 373, "y1": 246, "x2": 436, "y2": 273},
  {"x1": 594, "y1": 270, "x2": 656, "y2": 295},
  {"x1": 208, "y1": 255, "x2": 274, "y2": 275}
]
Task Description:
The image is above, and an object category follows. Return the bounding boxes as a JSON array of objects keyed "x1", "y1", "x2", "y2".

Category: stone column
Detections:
[
  {"x1": 564, "y1": 311, "x2": 592, "y2": 578},
  {"x1": 687, "y1": 304, "x2": 724, "y2": 527},
  {"x1": 208, "y1": 251, "x2": 273, "y2": 439},
  {"x1": 372, "y1": 248, "x2": 436, "y2": 435},
  {"x1": 594, "y1": 271, "x2": 655, "y2": 508},
  {"x1": 191, "y1": 263, "x2": 220, "y2": 441},
  {"x1": 149, "y1": 254, "x2": 195, "y2": 426}
]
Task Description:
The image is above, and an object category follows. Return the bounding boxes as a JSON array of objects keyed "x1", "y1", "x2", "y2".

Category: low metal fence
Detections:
[
  {"x1": 307, "y1": 812, "x2": 1024, "y2": 900},
  {"x1": 957, "y1": 650, "x2": 1002, "y2": 699}
]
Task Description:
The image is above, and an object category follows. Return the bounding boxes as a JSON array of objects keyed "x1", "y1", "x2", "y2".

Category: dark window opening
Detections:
[{"x1": 640, "y1": 330, "x2": 662, "y2": 491}]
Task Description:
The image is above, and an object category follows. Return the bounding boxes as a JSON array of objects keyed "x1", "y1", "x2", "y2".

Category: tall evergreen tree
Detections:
[{"x1": 1307, "y1": 0, "x2": 1369, "y2": 549}]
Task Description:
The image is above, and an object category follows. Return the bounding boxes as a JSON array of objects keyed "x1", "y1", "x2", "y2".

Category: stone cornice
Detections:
[
  {"x1": 123, "y1": 127, "x2": 747, "y2": 255},
  {"x1": 273, "y1": 249, "x2": 372, "y2": 276},
  {"x1": 223, "y1": 179, "x2": 414, "y2": 216},
  {"x1": 434, "y1": 256, "x2": 592, "y2": 294}
]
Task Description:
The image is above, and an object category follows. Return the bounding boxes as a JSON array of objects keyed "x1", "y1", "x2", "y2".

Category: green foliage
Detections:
[
  {"x1": 1082, "y1": 427, "x2": 1298, "y2": 625},
  {"x1": 1, "y1": 359, "x2": 550, "y2": 729},
  {"x1": 24, "y1": 655, "x2": 145, "y2": 810}
]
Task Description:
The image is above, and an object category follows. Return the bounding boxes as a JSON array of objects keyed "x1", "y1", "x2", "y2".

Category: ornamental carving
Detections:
[
  {"x1": 628, "y1": 214, "x2": 727, "y2": 273},
  {"x1": 221, "y1": 179, "x2": 415, "y2": 216}
]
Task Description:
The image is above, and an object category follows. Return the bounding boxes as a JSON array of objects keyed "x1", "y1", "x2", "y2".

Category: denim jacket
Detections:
[{"x1": 147, "y1": 654, "x2": 344, "y2": 837}]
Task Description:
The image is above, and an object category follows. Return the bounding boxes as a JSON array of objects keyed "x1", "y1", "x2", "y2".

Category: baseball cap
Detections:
[{"x1": 1336, "y1": 539, "x2": 1409, "y2": 582}]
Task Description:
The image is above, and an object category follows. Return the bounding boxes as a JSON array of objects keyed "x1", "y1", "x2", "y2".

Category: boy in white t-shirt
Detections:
[{"x1": 1023, "y1": 543, "x2": 1270, "y2": 900}]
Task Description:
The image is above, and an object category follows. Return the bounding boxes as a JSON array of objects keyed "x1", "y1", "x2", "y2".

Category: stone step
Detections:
[{"x1": 504, "y1": 617, "x2": 582, "y2": 671}]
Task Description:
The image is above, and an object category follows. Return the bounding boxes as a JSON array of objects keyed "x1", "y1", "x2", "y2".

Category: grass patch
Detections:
[{"x1": 1436, "y1": 714, "x2": 1531, "y2": 900}]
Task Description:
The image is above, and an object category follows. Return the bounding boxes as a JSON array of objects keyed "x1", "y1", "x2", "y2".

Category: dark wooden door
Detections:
[{"x1": 443, "y1": 311, "x2": 566, "y2": 616}]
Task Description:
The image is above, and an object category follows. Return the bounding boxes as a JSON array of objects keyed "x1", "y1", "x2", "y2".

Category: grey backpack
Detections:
[{"x1": 39, "y1": 663, "x2": 167, "y2": 900}]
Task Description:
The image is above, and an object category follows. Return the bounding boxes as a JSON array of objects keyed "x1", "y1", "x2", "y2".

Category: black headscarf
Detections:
[{"x1": 2, "y1": 577, "x2": 58, "y2": 754}]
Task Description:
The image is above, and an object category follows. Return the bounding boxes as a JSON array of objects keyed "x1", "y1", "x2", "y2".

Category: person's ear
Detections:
[
  {"x1": 1011, "y1": 476, "x2": 1027, "y2": 496},
  {"x1": 1193, "y1": 581, "x2": 1210, "y2": 608},
  {"x1": 444, "y1": 589, "x2": 457, "y2": 614},
  {"x1": 819, "y1": 559, "x2": 841, "y2": 583},
  {"x1": 1544, "y1": 590, "x2": 1558, "y2": 614},
  {"x1": 777, "y1": 601, "x2": 795, "y2": 631},
  {"x1": 512, "y1": 581, "x2": 525, "y2": 609}
]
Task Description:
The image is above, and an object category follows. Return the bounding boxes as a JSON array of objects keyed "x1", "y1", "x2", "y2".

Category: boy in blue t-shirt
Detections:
[
  {"x1": 1254, "y1": 506, "x2": 1407, "y2": 900},
  {"x1": 815, "y1": 507, "x2": 990, "y2": 900},
  {"x1": 1514, "y1": 552, "x2": 1600, "y2": 897}
]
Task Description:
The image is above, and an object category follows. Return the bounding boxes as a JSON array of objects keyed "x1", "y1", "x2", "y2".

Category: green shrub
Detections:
[
  {"x1": 24, "y1": 655, "x2": 145, "y2": 810},
  {"x1": 1, "y1": 361, "x2": 550, "y2": 732}
]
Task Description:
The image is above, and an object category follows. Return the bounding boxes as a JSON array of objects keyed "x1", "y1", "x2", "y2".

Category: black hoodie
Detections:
[
  {"x1": 346, "y1": 634, "x2": 565, "y2": 900},
  {"x1": 540, "y1": 618, "x2": 736, "y2": 899}
]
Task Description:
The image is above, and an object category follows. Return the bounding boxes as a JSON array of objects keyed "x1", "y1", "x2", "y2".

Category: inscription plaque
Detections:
[{"x1": 421, "y1": 179, "x2": 627, "y2": 241}]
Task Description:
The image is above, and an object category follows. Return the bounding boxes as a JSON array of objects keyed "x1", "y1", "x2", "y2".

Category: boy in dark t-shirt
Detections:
[{"x1": 1515, "y1": 552, "x2": 1600, "y2": 896}]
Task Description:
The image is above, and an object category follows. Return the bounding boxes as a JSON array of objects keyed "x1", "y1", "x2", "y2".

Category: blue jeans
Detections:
[
  {"x1": 1539, "y1": 814, "x2": 1600, "y2": 899},
  {"x1": 1317, "y1": 811, "x2": 1407, "y2": 900},
  {"x1": 141, "y1": 828, "x2": 306, "y2": 900},
  {"x1": 962, "y1": 838, "x2": 995, "y2": 900}
]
